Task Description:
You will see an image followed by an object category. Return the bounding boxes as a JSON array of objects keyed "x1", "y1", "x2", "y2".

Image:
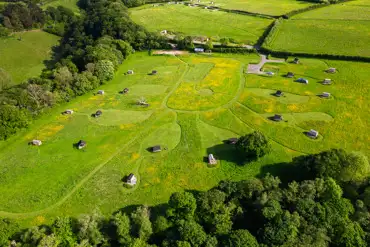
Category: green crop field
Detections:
[
  {"x1": 292, "y1": 0, "x2": 370, "y2": 20},
  {"x1": 0, "y1": 31, "x2": 59, "y2": 85},
  {"x1": 43, "y1": 0, "x2": 80, "y2": 13},
  {"x1": 0, "y1": 52, "x2": 368, "y2": 226},
  {"x1": 130, "y1": 4, "x2": 273, "y2": 44},
  {"x1": 263, "y1": 19, "x2": 370, "y2": 58},
  {"x1": 213, "y1": 0, "x2": 316, "y2": 16}
]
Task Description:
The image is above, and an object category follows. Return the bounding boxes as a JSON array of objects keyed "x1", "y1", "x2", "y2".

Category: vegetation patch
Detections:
[{"x1": 130, "y1": 4, "x2": 273, "y2": 44}]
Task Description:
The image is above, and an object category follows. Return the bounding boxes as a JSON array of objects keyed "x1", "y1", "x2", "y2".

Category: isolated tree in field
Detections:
[{"x1": 236, "y1": 131, "x2": 271, "y2": 161}]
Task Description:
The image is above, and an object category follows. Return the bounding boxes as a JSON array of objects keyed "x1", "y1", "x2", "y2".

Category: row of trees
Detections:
[
  {"x1": 0, "y1": 0, "x2": 168, "y2": 140},
  {"x1": 1, "y1": 147, "x2": 369, "y2": 246}
]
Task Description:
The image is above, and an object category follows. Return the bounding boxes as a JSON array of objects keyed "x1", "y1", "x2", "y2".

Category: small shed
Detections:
[
  {"x1": 126, "y1": 173, "x2": 137, "y2": 186},
  {"x1": 293, "y1": 57, "x2": 299, "y2": 64},
  {"x1": 77, "y1": 140, "x2": 86, "y2": 149},
  {"x1": 266, "y1": 71, "x2": 275, "y2": 76},
  {"x1": 194, "y1": 48, "x2": 204, "y2": 53},
  {"x1": 273, "y1": 114, "x2": 283, "y2": 122},
  {"x1": 97, "y1": 90, "x2": 104, "y2": 95},
  {"x1": 31, "y1": 140, "x2": 42, "y2": 146},
  {"x1": 326, "y1": 68, "x2": 336, "y2": 73},
  {"x1": 208, "y1": 154, "x2": 217, "y2": 165},
  {"x1": 95, "y1": 110, "x2": 102, "y2": 117},
  {"x1": 160, "y1": 30, "x2": 167, "y2": 35},
  {"x1": 286, "y1": 72, "x2": 294, "y2": 78},
  {"x1": 307, "y1": 129, "x2": 319, "y2": 139},
  {"x1": 64, "y1": 109, "x2": 74, "y2": 115},
  {"x1": 123, "y1": 88, "x2": 129, "y2": 94},
  {"x1": 322, "y1": 79, "x2": 332, "y2": 85},
  {"x1": 152, "y1": 145, "x2": 162, "y2": 153},
  {"x1": 228, "y1": 138, "x2": 238, "y2": 145},
  {"x1": 152, "y1": 70, "x2": 158, "y2": 75},
  {"x1": 321, "y1": 92, "x2": 331, "y2": 98},
  {"x1": 275, "y1": 90, "x2": 283, "y2": 97},
  {"x1": 297, "y1": 78, "x2": 308, "y2": 84},
  {"x1": 127, "y1": 70, "x2": 134, "y2": 75}
]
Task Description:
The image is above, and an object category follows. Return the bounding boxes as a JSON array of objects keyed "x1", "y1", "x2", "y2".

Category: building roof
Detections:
[
  {"x1": 322, "y1": 92, "x2": 330, "y2": 97},
  {"x1": 98, "y1": 90, "x2": 104, "y2": 94},
  {"x1": 127, "y1": 173, "x2": 135, "y2": 180},
  {"x1": 152, "y1": 145, "x2": 161, "y2": 152},
  {"x1": 194, "y1": 48, "x2": 204, "y2": 52},
  {"x1": 123, "y1": 88, "x2": 129, "y2": 92},
  {"x1": 273, "y1": 114, "x2": 283, "y2": 121},
  {"x1": 308, "y1": 129, "x2": 319, "y2": 137},
  {"x1": 78, "y1": 140, "x2": 86, "y2": 146},
  {"x1": 275, "y1": 90, "x2": 283, "y2": 96},
  {"x1": 96, "y1": 110, "x2": 102, "y2": 115}
]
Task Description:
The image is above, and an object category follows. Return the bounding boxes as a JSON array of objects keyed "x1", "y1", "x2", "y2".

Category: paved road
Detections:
[{"x1": 247, "y1": 54, "x2": 284, "y2": 74}]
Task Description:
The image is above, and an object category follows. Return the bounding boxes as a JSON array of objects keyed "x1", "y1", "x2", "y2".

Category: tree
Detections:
[
  {"x1": 77, "y1": 211, "x2": 104, "y2": 246},
  {"x1": 220, "y1": 37, "x2": 229, "y2": 46},
  {"x1": 51, "y1": 217, "x2": 77, "y2": 247},
  {"x1": 131, "y1": 206, "x2": 153, "y2": 241},
  {"x1": 94, "y1": 60, "x2": 114, "y2": 82},
  {"x1": 167, "y1": 192, "x2": 197, "y2": 220},
  {"x1": 0, "y1": 105, "x2": 29, "y2": 140},
  {"x1": 177, "y1": 220, "x2": 207, "y2": 247},
  {"x1": 236, "y1": 131, "x2": 271, "y2": 161},
  {"x1": 111, "y1": 212, "x2": 132, "y2": 246},
  {"x1": 0, "y1": 68, "x2": 12, "y2": 90},
  {"x1": 224, "y1": 229, "x2": 259, "y2": 247},
  {"x1": 204, "y1": 39, "x2": 213, "y2": 50}
]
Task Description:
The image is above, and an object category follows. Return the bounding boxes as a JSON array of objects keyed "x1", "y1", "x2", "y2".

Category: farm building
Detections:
[
  {"x1": 152, "y1": 70, "x2": 157, "y2": 75},
  {"x1": 275, "y1": 90, "x2": 283, "y2": 97},
  {"x1": 127, "y1": 70, "x2": 134, "y2": 75},
  {"x1": 194, "y1": 48, "x2": 204, "y2": 53},
  {"x1": 321, "y1": 92, "x2": 331, "y2": 98},
  {"x1": 266, "y1": 71, "x2": 275, "y2": 76},
  {"x1": 152, "y1": 145, "x2": 162, "y2": 153},
  {"x1": 228, "y1": 138, "x2": 238, "y2": 145},
  {"x1": 286, "y1": 72, "x2": 294, "y2": 78},
  {"x1": 208, "y1": 154, "x2": 217, "y2": 165},
  {"x1": 123, "y1": 88, "x2": 129, "y2": 94},
  {"x1": 307, "y1": 129, "x2": 319, "y2": 139},
  {"x1": 273, "y1": 114, "x2": 283, "y2": 122},
  {"x1": 293, "y1": 57, "x2": 300, "y2": 64},
  {"x1": 30, "y1": 140, "x2": 42, "y2": 146},
  {"x1": 296, "y1": 78, "x2": 308, "y2": 84},
  {"x1": 126, "y1": 173, "x2": 137, "y2": 186},
  {"x1": 326, "y1": 68, "x2": 336, "y2": 73},
  {"x1": 323, "y1": 79, "x2": 332, "y2": 85},
  {"x1": 63, "y1": 109, "x2": 74, "y2": 115},
  {"x1": 160, "y1": 30, "x2": 167, "y2": 35},
  {"x1": 95, "y1": 110, "x2": 102, "y2": 117},
  {"x1": 97, "y1": 90, "x2": 104, "y2": 95},
  {"x1": 77, "y1": 140, "x2": 86, "y2": 149}
]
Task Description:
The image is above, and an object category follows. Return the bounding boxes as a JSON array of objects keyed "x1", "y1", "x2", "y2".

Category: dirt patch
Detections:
[{"x1": 154, "y1": 50, "x2": 189, "y2": 55}]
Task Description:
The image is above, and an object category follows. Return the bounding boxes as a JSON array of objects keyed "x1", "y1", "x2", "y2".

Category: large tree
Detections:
[{"x1": 236, "y1": 131, "x2": 271, "y2": 161}]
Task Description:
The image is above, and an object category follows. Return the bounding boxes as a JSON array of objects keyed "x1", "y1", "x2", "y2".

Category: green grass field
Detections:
[
  {"x1": 0, "y1": 31, "x2": 59, "y2": 85},
  {"x1": 43, "y1": 0, "x2": 80, "y2": 13},
  {"x1": 130, "y1": 4, "x2": 273, "y2": 44},
  {"x1": 292, "y1": 0, "x2": 370, "y2": 20},
  {"x1": 0, "y1": 52, "x2": 368, "y2": 227},
  {"x1": 213, "y1": 0, "x2": 316, "y2": 16},
  {"x1": 263, "y1": 19, "x2": 370, "y2": 58}
]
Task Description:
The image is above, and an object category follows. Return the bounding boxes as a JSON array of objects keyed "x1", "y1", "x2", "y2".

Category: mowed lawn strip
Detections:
[
  {"x1": 130, "y1": 4, "x2": 273, "y2": 44},
  {"x1": 0, "y1": 31, "x2": 59, "y2": 85},
  {"x1": 264, "y1": 19, "x2": 370, "y2": 58}
]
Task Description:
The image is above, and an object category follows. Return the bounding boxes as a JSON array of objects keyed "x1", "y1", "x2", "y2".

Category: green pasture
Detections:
[
  {"x1": 263, "y1": 19, "x2": 370, "y2": 58},
  {"x1": 130, "y1": 4, "x2": 273, "y2": 44},
  {"x1": 293, "y1": 0, "x2": 370, "y2": 20},
  {"x1": 0, "y1": 31, "x2": 59, "y2": 85},
  {"x1": 0, "y1": 53, "x2": 368, "y2": 227},
  {"x1": 43, "y1": 0, "x2": 80, "y2": 13},
  {"x1": 213, "y1": 0, "x2": 316, "y2": 16}
]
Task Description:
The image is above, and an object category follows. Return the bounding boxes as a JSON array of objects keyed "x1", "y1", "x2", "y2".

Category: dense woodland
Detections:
[{"x1": 0, "y1": 147, "x2": 369, "y2": 246}]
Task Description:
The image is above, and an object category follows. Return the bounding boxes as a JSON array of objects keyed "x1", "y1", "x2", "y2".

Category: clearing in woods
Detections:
[{"x1": 0, "y1": 53, "x2": 368, "y2": 225}]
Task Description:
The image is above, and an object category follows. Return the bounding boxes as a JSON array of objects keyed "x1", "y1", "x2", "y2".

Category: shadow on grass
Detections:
[{"x1": 206, "y1": 143, "x2": 245, "y2": 166}]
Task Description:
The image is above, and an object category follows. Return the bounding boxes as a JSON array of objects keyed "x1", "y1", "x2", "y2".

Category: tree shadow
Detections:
[
  {"x1": 258, "y1": 162, "x2": 298, "y2": 184},
  {"x1": 206, "y1": 143, "x2": 245, "y2": 166}
]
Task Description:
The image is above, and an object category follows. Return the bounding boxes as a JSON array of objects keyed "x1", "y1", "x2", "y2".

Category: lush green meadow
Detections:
[
  {"x1": 292, "y1": 0, "x2": 370, "y2": 20},
  {"x1": 43, "y1": 0, "x2": 80, "y2": 13},
  {"x1": 0, "y1": 52, "x2": 368, "y2": 227},
  {"x1": 0, "y1": 31, "x2": 59, "y2": 85},
  {"x1": 130, "y1": 4, "x2": 273, "y2": 44},
  {"x1": 263, "y1": 19, "x2": 370, "y2": 58},
  {"x1": 213, "y1": 0, "x2": 315, "y2": 16}
]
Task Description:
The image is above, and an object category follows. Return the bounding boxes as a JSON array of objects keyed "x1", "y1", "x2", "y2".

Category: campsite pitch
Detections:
[{"x1": 0, "y1": 53, "x2": 368, "y2": 226}]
